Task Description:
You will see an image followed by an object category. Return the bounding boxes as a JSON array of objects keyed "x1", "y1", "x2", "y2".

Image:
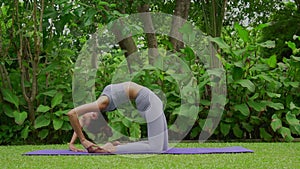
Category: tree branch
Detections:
[
  {"x1": 14, "y1": 0, "x2": 29, "y2": 103},
  {"x1": 31, "y1": 0, "x2": 40, "y2": 102}
]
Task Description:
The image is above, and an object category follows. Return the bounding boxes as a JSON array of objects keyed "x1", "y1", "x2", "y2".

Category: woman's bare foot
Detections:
[
  {"x1": 101, "y1": 142, "x2": 116, "y2": 153},
  {"x1": 86, "y1": 145, "x2": 107, "y2": 153},
  {"x1": 112, "y1": 141, "x2": 121, "y2": 146}
]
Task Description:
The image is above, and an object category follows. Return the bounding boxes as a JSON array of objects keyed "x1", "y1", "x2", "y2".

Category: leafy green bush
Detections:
[{"x1": 212, "y1": 23, "x2": 300, "y2": 141}]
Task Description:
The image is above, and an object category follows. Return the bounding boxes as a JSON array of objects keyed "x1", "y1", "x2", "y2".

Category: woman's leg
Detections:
[{"x1": 115, "y1": 92, "x2": 168, "y2": 153}]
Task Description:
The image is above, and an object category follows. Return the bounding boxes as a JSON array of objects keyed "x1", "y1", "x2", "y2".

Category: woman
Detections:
[
  {"x1": 68, "y1": 112, "x2": 114, "y2": 152},
  {"x1": 67, "y1": 82, "x2": 169, "y2": 153}
]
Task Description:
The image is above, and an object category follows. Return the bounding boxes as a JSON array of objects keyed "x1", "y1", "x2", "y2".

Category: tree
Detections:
[
  {"x1": 260, "y1": 1, "x2": 300, "y2": 60},
  {"x1": 224, "y1": 0, "x2": 284, "y2": 26}
]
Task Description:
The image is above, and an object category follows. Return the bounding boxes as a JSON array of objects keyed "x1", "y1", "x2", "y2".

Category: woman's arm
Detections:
[
  {"x1": 69, "y1": 131, "x2": 78, "y2": 144},
  {"x1": 67, "y1": 97, "x2": 109, "y2": 152},
  {"x1": 68, "y1": 116, "x2": 86, "y2": 152},
  {"x1": 68, "y1": 107, "x2": 93, "y2": 143},
  {"x1": 68, "y1": 132, "x2": 85, "y2": 152}
]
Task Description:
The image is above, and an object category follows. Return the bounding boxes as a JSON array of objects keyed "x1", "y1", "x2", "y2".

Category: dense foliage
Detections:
[{"x1": 0, "y1": 0, "x2": 299, "y2": 145}]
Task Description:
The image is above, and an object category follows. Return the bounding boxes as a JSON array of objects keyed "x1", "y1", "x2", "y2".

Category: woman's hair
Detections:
[
  {"x1": 82, "y1": 130, "x2": 96, "y2": 144},
  {"x1": 83, "y1": 113, "x2": 112, "y2": 143}
]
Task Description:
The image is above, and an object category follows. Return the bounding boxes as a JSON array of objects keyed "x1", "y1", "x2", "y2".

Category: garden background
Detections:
[{"x1": 0, "y1": 0, "x2": 300, "y2": 145}]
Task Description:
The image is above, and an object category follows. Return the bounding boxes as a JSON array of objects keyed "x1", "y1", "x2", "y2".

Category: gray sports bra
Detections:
[{"x1": 100, "y1": 82, "x2": 131, "y2": 112}]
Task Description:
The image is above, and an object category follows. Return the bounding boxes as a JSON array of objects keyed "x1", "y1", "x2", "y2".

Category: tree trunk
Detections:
[
  {"x1": 111, "y1": 18, "x2": 138, "y2": 74},
  {"x1": 16, "y1": 0, "x2": 44, "y2": 124},
  {"x1": 201, "y1": 0, "x2": 227, "y2": 68},
  {"x1": 113, "y1": 28, "x2": 138, "y2": 58},
  {"x1": 138, "y1": 4, "x2": 159, "y2": 65},
  {"x1": 201, "y1": 0, "x2": 227, "y2": 38},
  {"x1": 169, "y1": 0, "x2": 191, "y2": 52}
]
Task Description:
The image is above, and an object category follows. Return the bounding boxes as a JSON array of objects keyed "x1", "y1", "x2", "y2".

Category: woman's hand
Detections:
[
  {"x1": 81, "y1": 139, "x2": 95, "y2": 149},
  {"x1": 68, "y1": 143, "x2": 84, "y2": 152}
]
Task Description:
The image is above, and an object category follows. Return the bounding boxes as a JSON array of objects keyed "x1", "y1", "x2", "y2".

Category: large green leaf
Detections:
[
  {"x1": 234, "y1": 103, "x2": 250, "y2": 116},
  {"x1": 210, "y1": 37, "x2": 230, "y2": 50},
  {"x1": 286, "y1": 41, "x2": 296, "y2": 51},
  {"x1": 259, "y1": 128, "x2": 272, "y2": 141},
  {"x1": 286, "y1": 112, "x2": 299, "y2": 126},
  {"x1": 271, "y1": 114, "x2": 282, "y2": 131},
  {"x1": 236, "y1": 79, "x2": 255, "y2": 92},
  {"x1": 13, "y1": 111, "x2": 28, "y2": 125},
  {"x1": 278, "y1": 127, "x2": 294, "y2": 142},
  {"x1": 38, "y1": 129, "x2": 49, "y2": 140},
  {"x1": 1, "y1": 88, "x2": 19, "y2": 108},
  {"x1": 291, "y1": 55, "x2": 300, "y2": 62},
  {"x1": 247, "y1": 100, "x2": 266, "y2": 112},
  {"x1": 290, "y1": 125, "x2": 300, "y2": 135},
  {"x1": 256, "y1": 74, "x2": 275, "y2": 83},
  {"x1": 41, "y1": 90, "x2": 57, "y2": 97},
  {"x1": 234, "y1": 23, "x2": 249, "y2": 42},
  {"x1": 34, "y1": 115, "x2": 51, "y2": 129},
  {"x1": 250, "y1": 64, "x2": 270, "y2": 72},
  {"x1": 249, "y1": 93, "x2": 259, "y2": 100},
  {"x1": 220, "y1": 122, "x2": 231, "y2": 136},
  {"x1": 53, "y1": 118, "x2": 64, "y2": 130},
  {"x1": 182, "y1": 46, "x2": 196, "y2": 62},
  {"x1": 37, "y1": 105, "x2": 51, "y2": 113},
  {"x1": 122, "y1": 117, "x2": 131, "y2": 128},
  {"x1": 283, "y1": 81, "x2": 299, "y2": 88},
  {"x1": 51, "y1": 92, "x2": 63, "y2": 108},
  {"x1": 266, "y1": 92, "x2": 281, "y2": 98},
  {"x1": 21, "y1": 126, "x2": 30, "y2": 139},
  {"x1": 262, "y1": 101, "x2": 284, "y2": 110},
  {"x1": 233, "y1": 124, "x2": 243, "y2": 138},
  {"x1": 60, "y1": 122, "x2": 72, "y2": 131},
  {"x1": 258, "y1": 40, "x2": 275, "y2": 48},
  {"x1": 54, "y1": 110, "x2": 69, "y2": 117},
  {"x1": 289, "y1": 102, "x2": 300, "y2": 110},
  {"x1": 3, "y1": 104, "x2": 14, "y2": 118},
  {"x1": 242, "y1": 122, "x2": 253, "y2": 132},
  {"x1": 266, "y1": 55, "x2": 277, "y2": 68}
]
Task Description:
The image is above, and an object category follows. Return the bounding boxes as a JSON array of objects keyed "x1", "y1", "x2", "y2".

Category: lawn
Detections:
[{"x1": 0, "y1": 142, "x2": 299, "y2": 169}]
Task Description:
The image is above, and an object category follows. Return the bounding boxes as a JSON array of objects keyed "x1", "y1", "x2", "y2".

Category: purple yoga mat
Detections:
[{"x1": 23, "y1": 146, "x2": 253, "y2": 156}]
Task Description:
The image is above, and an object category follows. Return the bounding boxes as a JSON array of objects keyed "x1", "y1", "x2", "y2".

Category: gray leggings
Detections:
[{"x1": 115, "y1": 88, "x2": 169, "y2": 153}]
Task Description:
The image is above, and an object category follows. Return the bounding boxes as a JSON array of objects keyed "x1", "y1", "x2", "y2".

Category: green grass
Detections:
[{"x1": 0, "y1": 142, "x2": 299, "y2": 169}]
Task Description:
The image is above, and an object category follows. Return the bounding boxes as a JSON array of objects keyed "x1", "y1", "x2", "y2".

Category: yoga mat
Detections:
[{"x1": 23, "y1": 146, "x2": 253, "y2": 156}]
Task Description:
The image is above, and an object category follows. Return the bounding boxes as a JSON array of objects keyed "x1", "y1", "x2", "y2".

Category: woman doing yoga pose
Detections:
[{"x1": 67, "y1": 82, "x2": 168, "y2": 153}]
